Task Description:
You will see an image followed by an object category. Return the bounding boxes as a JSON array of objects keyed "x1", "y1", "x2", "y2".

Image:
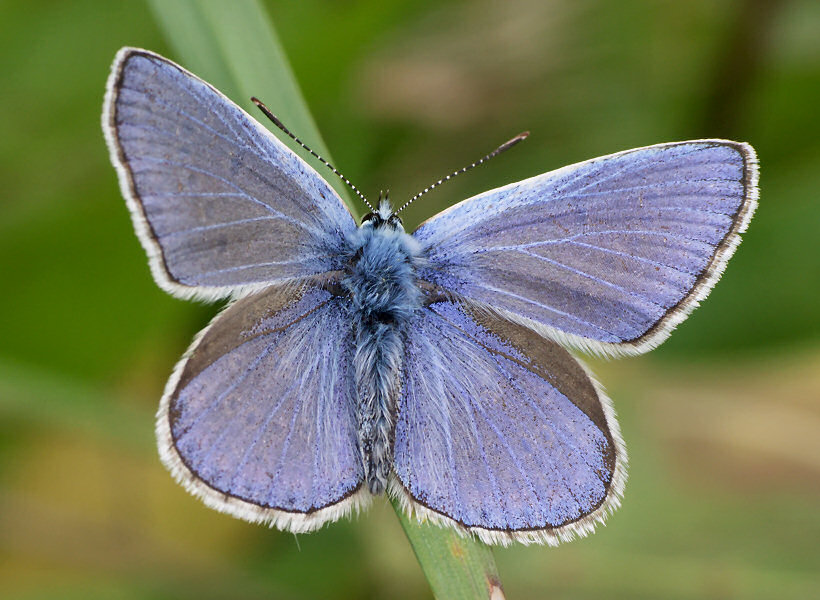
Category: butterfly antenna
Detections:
[
  {"x1": 393, "y1": 131, "x2": 529, "y2": 216},
  {"x1": 251, "y1": 97, "x2": 375, "y2": 212}
]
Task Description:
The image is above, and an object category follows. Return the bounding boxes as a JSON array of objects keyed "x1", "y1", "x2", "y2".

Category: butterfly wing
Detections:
[
  {"x1": 414, "y1": 141, "x2": 758, "y2": 355},
  {"x1": 391, "y1": 298, "x2": 625, "y2": 546},
  {"x1": 103, "y1": 47, "x2": 356, "y2": 301},
  {"x1": 157, "y1": 284, "x2": 367, "y2": 532}
]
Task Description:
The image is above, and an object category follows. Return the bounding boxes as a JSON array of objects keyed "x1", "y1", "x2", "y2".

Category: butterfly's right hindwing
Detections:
[
  {"x1": 391, "y1": 298, "x2": 626, "y2": 546},
  {"x1": 103, "y1": 48, "x2": 357, "y2": 301},
  {"x1": 157, "y1": 284, "x2": 368, "y2": 533}
]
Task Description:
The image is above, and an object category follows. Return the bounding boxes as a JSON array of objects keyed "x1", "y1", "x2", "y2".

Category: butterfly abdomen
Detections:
[{"x1": 344, "y1": 216, "x2": 422, "y2": 495}]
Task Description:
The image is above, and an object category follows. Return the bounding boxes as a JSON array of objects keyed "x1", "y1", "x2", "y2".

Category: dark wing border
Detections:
[{"x1": 613, "y1": 140, "x2": 759, "y2": 355}]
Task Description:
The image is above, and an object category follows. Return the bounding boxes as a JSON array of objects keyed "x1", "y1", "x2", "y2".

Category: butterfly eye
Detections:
[
  {"x1": 361, "y1": 212, "x2": 383, "y2": 226},
  {"x1": 387, "y1": 215, "x2": 403, "y2": 228}
]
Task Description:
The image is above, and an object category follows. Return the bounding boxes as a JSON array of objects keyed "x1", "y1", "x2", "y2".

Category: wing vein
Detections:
[
  {"x1": 196, "y1": 258, "x2": 324, "y2": 278},
  {"x1": 118, "y1": 92, "x2": 258, "y2": 156},
  {"x1": 510, "y1": 248, "x2": 665, "y2": 310},
  {"x1": 163, "y1": 215, "x2": 296, "y2": 237},
  {"x1": 135, "y1": 156, "x2": 322, "y2": 237},
  {"x1": 265, "y1": 330, "x2": 323, "y2": 507},
  {"x1": 472, "y1": 284, "x2": 620, "y2": 339},
  {"x1": 495, "y1": 360, "x2": 607, "y2": 486},
  {"x1": 176, "y1": 341, "x2": 278, "y2": 441},
  {"x1": 556, "y1": 144, "x2": 720, "y2": 194},
  {"x1": 226, "y1": 374, "x2": 303, "y2": 492},
  {"x1": 464, "y1": 228, "x2": 718, "y2": 255}
]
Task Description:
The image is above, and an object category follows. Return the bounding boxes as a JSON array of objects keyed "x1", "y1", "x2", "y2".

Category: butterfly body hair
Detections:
[{"x1": 343, "y1": 202, "x2": 423, "y2": 494}]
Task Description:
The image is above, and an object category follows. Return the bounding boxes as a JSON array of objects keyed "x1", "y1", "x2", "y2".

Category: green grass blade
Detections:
[
  {"x1": 147, "y1": 1, "x2": 502, "y2": 597},
  {"x1": 392, "y1": 497, "x2": 506, "y2": 600},
  {"x1": 146, "y1": 0, "x2": 357, "y2": 217}
]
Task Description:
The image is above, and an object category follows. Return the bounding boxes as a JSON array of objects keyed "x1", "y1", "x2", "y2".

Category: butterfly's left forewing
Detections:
[
  {"x1": 104, "y1": 48, "x2": 356, "y2": 301},
  {"x1": 158, "y1": 284, "x2": 368, "y2": 532},
  {"x1": 391, "y1": 298, "x2": 626, "y2": 546}
]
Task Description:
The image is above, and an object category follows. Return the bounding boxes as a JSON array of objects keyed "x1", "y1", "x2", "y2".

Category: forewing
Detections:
[
  {"x1": 392, "y1": 299, "x2": 626, "y2": 546},
  {"x1": 157, "y1": 285, "x2": 367, "y2": 532},
  {"x1": 103, "y1": 47, "x2": 356, "y2": 300},
  {"x1": 414, "y1": 141, "x2": 758, "y2": 354}
]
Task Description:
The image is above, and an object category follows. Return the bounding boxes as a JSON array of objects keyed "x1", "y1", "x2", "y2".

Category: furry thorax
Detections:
[{"x1": 342, "y1": 201, "x2": 423, "y2": 494}]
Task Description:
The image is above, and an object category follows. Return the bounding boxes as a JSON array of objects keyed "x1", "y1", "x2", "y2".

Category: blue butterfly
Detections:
[{"x1": 103, "y1": 48, "x2": 758, "y2": 546}]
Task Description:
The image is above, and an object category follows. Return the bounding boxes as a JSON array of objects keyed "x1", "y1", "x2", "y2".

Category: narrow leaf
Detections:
[{"x1": 392, "y1": 497, "x2": 506, "y2": 600}]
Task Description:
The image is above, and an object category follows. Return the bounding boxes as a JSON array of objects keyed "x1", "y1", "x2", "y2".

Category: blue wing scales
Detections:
[
  {"x1": 103, "y1": 48, "x2": 356, "y2": 300},
  {"x1": 157, "y1": 285, "x2": 367, "y2": 532},
  {"x1": 391, "y1": 298, "x2": 625, "y2": 546},
  {"x1": 414, "y1": 141, "x2": 758, "y2": 354}
]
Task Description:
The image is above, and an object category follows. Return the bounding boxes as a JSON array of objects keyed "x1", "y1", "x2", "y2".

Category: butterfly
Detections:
[{"x1": 102, "y1": 47, "x2": 758, "y2": 546}]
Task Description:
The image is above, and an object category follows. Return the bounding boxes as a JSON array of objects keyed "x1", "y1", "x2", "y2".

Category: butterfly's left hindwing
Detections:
[
  {"x1": 391, "y1": 298, "x2": 626, "y2": 546},
  {"x1": 157, "y1": 284, "x2": 368, "y2": 533}
]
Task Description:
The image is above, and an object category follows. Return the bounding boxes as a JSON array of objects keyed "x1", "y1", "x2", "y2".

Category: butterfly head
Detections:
[{"x1": 361, "y1": 192, "x2": 403, "y2": 230}]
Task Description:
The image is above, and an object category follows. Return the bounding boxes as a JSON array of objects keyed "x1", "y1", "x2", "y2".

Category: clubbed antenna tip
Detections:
[{"x1": 498, "y1": 131, "x2": 530, "y2": 153}]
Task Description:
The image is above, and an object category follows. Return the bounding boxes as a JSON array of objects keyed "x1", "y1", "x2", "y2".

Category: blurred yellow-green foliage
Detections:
[{"x1": 1, "y1": 1, "x2": 819, "y2": 598}]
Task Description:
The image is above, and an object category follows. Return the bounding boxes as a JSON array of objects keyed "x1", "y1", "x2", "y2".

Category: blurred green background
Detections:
[{"x1": 1, "y1": 1, "x2": 819, "y2": 598}]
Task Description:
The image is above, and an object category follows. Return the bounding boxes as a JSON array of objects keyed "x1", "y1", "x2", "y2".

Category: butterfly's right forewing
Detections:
[
  {"x1": 158, "y1": 284, "x2": 367, "y2": 533},
  {"x1": 414, "y1": 141, "x2": 757, "y2": 355}
]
